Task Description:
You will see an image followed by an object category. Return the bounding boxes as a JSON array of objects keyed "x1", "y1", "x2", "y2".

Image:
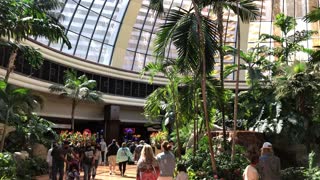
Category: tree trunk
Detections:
[
  {"x1": 4, "y1": 49, "x2": 18, "y2": 83},
  {"x1": 231, "y1": 1, "x2": 241, "y2": 161},
  {"x1": 0, "y1": 110, "x2": 10, "y2": 152},
  {"x1": 175, "y1": 111, "x2": 182, "y2": 158},
  {"x1": 193, "y1": 89, "x2": 198, "y2": 157},
  {"x1": 172, "y1": 83, "x2": 181, "y2": 158},
  {"x1": 192, "y1": 0, "x2": 217, "y2": 174},
  {"x1": 217, "y1": 3, "x2": 228, "y2": 149},
  {"x1": 71, "y1": 99, "x2": 76, "y2": 131}
]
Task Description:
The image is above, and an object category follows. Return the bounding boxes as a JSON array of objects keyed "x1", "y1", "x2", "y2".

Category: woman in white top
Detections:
[{"x1": 243, "y1": 155, "x2": 259, "y2": 180}]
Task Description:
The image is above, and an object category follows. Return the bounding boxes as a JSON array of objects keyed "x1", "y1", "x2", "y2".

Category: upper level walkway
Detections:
[{"x1": 36, "y1": 164, "x2": 137, "y2": 180}]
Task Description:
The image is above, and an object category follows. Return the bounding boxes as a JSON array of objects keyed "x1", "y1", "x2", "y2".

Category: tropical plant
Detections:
[
  {"x1": 58, "y1": 130, "x2": 96, "y2": 145},
  {"x1": 49, "y1": 70, "x2": 101, "y2": 131},
  {"x1": 273, "y1": 61, "x2": 320, "y2": 152},
  {"x1": 0, "y1": 152, "x2": 16, "y2": 179},
  {"x1": 150, "y1": 131, "x2": 168, "y2": 147},
  {"x1": 0, "y1": 81, "x2": 42, "y2": 152},
  {"x1": 149, "y1": 0, "x2": 220, "y2": 172},
  {"x1": 206, "y1": 0, "x2": 260, "y2": 148},
  {"x1": 280, "y1": 151, "x2": 320, "y2": 180},
  {"x1": 304, "y1": 7, "x2": 320, "y2": 23},
  {"x1": 0, "y1": 0, "x2": 71, "y2": 82},
  {"x1": 259, "y1": 13, "x2": 316, "y2": 64},
  {"x1": 181, "y1": 136, "x2": 248, "y2": 180},
  {"x1": 142, "y1": 61, "x2": 189, "y2": 158}
]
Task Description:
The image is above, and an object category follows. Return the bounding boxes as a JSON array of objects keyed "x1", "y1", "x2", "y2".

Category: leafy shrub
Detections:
[
  {"x1": 16, "y1": 156, "x2": 48, "y2": 179},
  {"x1": 0, "y1": 152, "x2": 16, "y2": 179},
  {"x1": 281, "y1": 151, "x2": 320, "y2": 180},
  {"x1": 180, "y1": 137, "x2": 249, "y2": 180},
  {"x1": 281, "y1": 167, "x2": 306, "y2": 180}
]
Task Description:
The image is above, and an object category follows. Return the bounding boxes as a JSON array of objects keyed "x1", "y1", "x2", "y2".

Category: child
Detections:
[
  {"x1": 243, "y1": 155, "x2": 259, "y2": 180},
  {"x1": 176, "y1": 163, "x2": 188, "y2": 180}
]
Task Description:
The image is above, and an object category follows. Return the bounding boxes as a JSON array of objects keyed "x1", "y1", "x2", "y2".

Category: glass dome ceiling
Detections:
[
  {"x1": 34, "y1": 0, "x2": 320, "y2": 75},
  {"x1": 35, "y1": 0, "x2": 130, "y2": 65}
]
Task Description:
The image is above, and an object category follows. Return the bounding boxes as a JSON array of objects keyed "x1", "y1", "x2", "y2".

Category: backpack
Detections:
[{"x1": 139, "y1": 164, "x2": 157, "y2": 180}]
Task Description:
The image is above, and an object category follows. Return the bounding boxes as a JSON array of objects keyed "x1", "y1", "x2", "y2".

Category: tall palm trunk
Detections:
[
  {"x1": 231, "y1": 0, "x2": 241, "y2": 161},
  {"x1": 173, "y1": 88, "x2": 182, "y2": 158},
  {"x1": 193, "y1": 86, "x2": 198, "y2": 157},
  {"x1": 175, "y1": 110, "x2": 182, "y2": 158},
  {"x1": 217, "y1": 3, "x2": 227, "y2": 148},
  {"x1": 4, "y1": 49, "x2": 18, "y2": 83},
  {"x1": 71, "y1": 99, "x2": 76, "y2": 131},
  {"x1": 0, "y1": 110, "x2": 10, "y2": 152},
  {"x1": 191, "y1": 0, "x2": 217, "y2": 173}
]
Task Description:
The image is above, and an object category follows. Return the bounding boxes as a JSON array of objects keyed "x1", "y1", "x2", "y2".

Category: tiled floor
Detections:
[{"x1": 36, "y1": 164, "x2": 137, "y2": 180}]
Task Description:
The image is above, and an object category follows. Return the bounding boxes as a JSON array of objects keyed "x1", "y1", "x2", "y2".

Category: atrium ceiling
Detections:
[{"x1": 33, "y1": 0, "x2": 320, "y2": 78}]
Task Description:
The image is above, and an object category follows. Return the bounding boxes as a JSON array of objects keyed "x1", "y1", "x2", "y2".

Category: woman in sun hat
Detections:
[{"x1": 256, "y1": 142, "x2": 281, "y2": 180}]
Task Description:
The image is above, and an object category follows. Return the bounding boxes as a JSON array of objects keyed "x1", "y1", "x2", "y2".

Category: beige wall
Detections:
[
  {"x1": 35, "y1": 92, "x2": 105, "y2": 120},
  {"x1": 35, "y1": 92, "x2": 148, "y2": 123}
]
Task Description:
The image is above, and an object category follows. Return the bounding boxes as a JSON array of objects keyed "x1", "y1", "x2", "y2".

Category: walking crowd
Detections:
[
  {"x1": 46, "y1": 137, "x2": 187, "y2": 180},
  {"x1": 46, "y1": 136, "x2": 280, "y2": 180}
]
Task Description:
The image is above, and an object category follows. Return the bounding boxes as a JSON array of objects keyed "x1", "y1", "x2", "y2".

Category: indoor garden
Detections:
[{"x1": 0, "y1": 0, "x2": 320, "y2": 179}]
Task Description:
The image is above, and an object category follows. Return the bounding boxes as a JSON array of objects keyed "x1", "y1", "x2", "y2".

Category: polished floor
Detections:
[{"x1": 36, "y1": 164, "x2": 137, "y2": 180}]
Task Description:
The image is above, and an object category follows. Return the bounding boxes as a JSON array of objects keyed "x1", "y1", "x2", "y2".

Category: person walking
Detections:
[
  {"x1": 156, "y1": 141, "x2": 176, "y2": 180},
  {"x1": 116, "y1": 142, "x2": 133, "y2": 177},
  {"x1": 99, "y1": 138, "x2": 107, "y2": 165},
  {"x1": 51, "y1": 141, "x2": 71, "y2": 180},
  {"x1": 257, "y1": 142, "x2": 281, "y2": 180},
  {"x1": 81, "y1": 142, "x2": 95, "y2": 180},
  {"x1": 243, "y1": 155, "x2": 259, "y2": 180},
  {"x1": 92, "y1": 144, "x2": 101, "y2": 180},
  {"x1": 134, "y1": 140, "x2": 145, "y2": 162},
  {"x1": 136, "y1": 144, "x2": 159, "y2": 180},
  {"x1": 46, "y1": 143, "x2": 54, "y2": 180},
  {"x1": 106, "y1": 139, "x2": 119, "y2": 175}
]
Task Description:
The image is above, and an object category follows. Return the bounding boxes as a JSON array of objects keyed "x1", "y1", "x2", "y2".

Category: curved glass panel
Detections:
[
  {"x1": 125, "y1": 0, "x2": 320, "y2": 78},
  {"x1": 34, "y1": 0, "x2": 130, "y2": 66},
  {"x1": 30, "y1": 0, "x2": 320, "y2": 75}
]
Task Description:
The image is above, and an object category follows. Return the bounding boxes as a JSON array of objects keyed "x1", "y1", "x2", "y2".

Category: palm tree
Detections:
[
  {"x1": 0, "y1": 81, "x2": 42, "y2": 152},
  {"x1": 231, "y1": 0, "x2": 241, "y2": 161},
  {"x1": 0, "y1": 0, "x2": 71, "y2": 83},
  {"x1": 149, "y1": 0, "x2": 219, "y2": 172},
  {"x1": 150, "y1": 0, "x2": 259, "y2": 172},
  {"x1": 207, "y1": 0, "x2": 260, "y2": 148},
  {"x1": 49, "y1": 70, "x2": 101, "y2": 131},
  {"x1": 142, "y1": 61, "x2": 187, "y2": 158}
]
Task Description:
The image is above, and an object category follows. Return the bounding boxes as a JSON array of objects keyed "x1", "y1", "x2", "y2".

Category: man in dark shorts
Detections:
[{"x1": 51, "y1": 141, "x2": 71, "y2": 180}]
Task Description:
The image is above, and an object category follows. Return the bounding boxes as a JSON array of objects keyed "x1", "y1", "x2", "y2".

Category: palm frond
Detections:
[
  {"x1": 304, "y1": 7, "x2": 320, "y2": 23},
  {"x1": 259, "y1": 34, "x2": 283, "y2": 43},
  {"x1": 49, "y1": 84, "x2": 67, "y2": 93},
  {"x1": 226, "y1": 0, "x2": 260, "y2": 23},
  {"x1": 150, "y1": 0, "x2": 164, "y2": 15}
]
